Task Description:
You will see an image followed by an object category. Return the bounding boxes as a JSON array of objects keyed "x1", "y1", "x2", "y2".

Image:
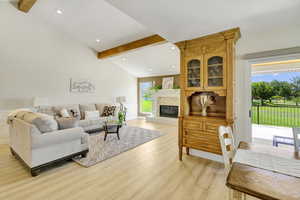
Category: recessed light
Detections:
[
  {"x1": 148, "y1": 68, "x2": 153, "y2": 71},
  {"x1": 122, "y1": 58, "x2": 126, "y2": 61},
  {"x1": 171, "y1": 65, "x2": 176, "y2": 68},
  {"x1": 171, "y1": 46, "x2": 176, "y2": 50},
  {"x1": 56, "y1": 9, "x2": 63, "y2": 14},
  {"x1": 96, "y1": 39, "x2": 100, "y2": 43}
]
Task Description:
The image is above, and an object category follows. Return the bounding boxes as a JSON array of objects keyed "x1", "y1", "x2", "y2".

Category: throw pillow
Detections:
[
  {"x1": 23, "y1": 112, "x2": 58, "y2": 133},
  {"x1": 15, "y1": 111, "x2": 29, "y2": 120},
  {"x1": 69, "y1": 109, "x2": 80, "y2": 118},
  {"x1": 85, "y1": 111, "x2": 100, "y2": 120},
  {"x1": 95, "y1": 103, "x2": 110, "y2": 114},
  {"x1": 60, "y1": 109, "x2": 71, "y2": 118},
  {"x1": 79, "y1": 104, "x2": 96, "y2": 119},
  {"x1": 53, "y1": 105, "x2": 81, "y2": 120},
  {"x1": 101, "y1": 106, "x2": 116, "y2": 117},
  {"x1": 56, "y1": 118, "x2": 78, "y2": 130}
]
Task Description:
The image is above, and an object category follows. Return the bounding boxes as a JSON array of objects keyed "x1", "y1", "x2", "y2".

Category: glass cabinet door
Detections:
[
  {"x1": 187, "y1": 59, "x2": 201, "y2": 88},
  {"x1": 206, "y1": 56, "x2": 224, "y2": 88}
]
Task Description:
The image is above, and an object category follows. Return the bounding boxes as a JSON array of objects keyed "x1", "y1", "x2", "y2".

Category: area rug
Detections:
[{"x1": 73, "y1": 126, "x2": 164, "y2": 167}]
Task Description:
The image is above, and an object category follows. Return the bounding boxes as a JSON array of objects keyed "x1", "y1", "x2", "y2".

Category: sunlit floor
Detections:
[{"x1": 0, "y1": 119, "x2": 229, "y2": 200}]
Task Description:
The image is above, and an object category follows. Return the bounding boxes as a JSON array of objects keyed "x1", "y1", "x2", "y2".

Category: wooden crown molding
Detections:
[
  {"x1": 175, "y1": 27, "x2": 241, "y2": 51},
  {"x1": 18, "y1": 0, "x2": 37, "y2": 13},
  {"x1": 97, "y1": 34, "x2": 166, "y2": 59}
]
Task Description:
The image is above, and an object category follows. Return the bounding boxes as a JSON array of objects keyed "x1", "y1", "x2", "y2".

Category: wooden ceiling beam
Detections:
[
  {"x1": 97, "y1": 34, "x2": 166, "y2": 59},
  {"x1": 18, "y1": 0, "x2": 37, "y2": 13}
]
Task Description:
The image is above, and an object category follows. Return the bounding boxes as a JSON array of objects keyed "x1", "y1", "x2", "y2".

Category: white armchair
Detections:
[{"x1": 9, "y1": 118, "x2": 89, "y2": 176}]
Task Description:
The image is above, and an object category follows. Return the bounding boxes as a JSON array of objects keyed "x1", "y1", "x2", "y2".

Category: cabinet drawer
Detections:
[
  {"x1": 183, "y1": 136, "x2": 208, "y2": 148},
  {"x1": 183, "y1": 129, "x2": 207, "y2": 139},
  {"x1": 205, "y1": 123, "x2": 223, "y2": 133},
  {"x1": 183, "y1": 136, "x2": 222, "y2": 154},
  {"x1": 183, "y1": 120, "x2": 203, "y2": 130}
]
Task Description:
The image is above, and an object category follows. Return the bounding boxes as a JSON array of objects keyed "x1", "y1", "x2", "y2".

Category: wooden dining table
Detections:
[{"x1": 226, "y1": 142, "x2": 300, "y2": 200}]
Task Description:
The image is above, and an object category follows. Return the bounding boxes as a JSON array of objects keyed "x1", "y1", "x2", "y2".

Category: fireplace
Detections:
[{"x1": 160, "y1": 105, "x2": 179, "y2": 118}]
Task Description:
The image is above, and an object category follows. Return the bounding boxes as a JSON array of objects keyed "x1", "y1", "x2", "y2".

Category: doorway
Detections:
[
  {"x1": 248, "y1": 58, "x2": 300, "y2": 148},
  {"x1": 139, "y1": 81, "x2": 154, "y2": 114}
]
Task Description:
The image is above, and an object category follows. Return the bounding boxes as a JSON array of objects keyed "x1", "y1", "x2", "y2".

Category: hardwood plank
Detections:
[
  {"x1": 97, "y1": 35, "x2": 166, "y2": 59},
  {"x1": 0, "y1": 119, "x2": 229, "y2": 200},
  {"x1": 18, "y1": 0, "x2": 37, "y2": 13}
]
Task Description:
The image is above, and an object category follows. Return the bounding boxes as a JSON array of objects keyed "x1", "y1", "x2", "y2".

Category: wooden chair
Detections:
[
  {"x1": 292, "y1": 127, "x2": 300, "y2": 152},
  {"x1": 218, "y1": 126, "x2": 236, "y2": 175}
]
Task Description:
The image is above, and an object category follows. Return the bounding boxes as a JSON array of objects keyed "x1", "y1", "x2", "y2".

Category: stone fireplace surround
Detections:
[{"x1": 146, "y1": 89, "x2": 180, "y2": 124}]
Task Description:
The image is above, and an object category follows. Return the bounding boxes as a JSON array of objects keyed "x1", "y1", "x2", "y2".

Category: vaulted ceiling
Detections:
[
  {"x1": 106, "y1": 0, "x2": 300, "y2": 43},
  {"x1": 19, "y1": 0, "x2": 300, "y2": 77},
  {"x1": 29, "y1": 0, "x2": 153, "y2": 52}
]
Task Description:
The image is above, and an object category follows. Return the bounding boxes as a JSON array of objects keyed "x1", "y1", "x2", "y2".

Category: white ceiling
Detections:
[
  {"x1": 26, "y1": 0, "x2": 300, "y2": 77},
  {"x1": 30, "y1": 0, "x2": 153, "y2": 52},
  {"x1": 108, "y1": 42, "x2": 180, "y2": 77},
  {"x1": 29, "y1": 0, "x2": 180, "y2": 77},
  {"x1": 106, "y1": 0, "x2": 300, "y2": 42}
]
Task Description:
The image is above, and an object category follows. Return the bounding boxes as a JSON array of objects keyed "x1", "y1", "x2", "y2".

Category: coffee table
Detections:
[{"x1": 103, "y1": 121, "x2": 122, "y2": 141}]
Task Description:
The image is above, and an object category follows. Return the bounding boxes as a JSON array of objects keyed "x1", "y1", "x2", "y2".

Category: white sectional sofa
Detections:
[
  {"x1": 36, "y1": 103, "x2": 119, "y2": 132},
  {"x1": 10, "y1": 118, "x2": 88, "y2": 176},
  {"x1": 9, "y1": 103, "x2": 119, "y2": 176}
]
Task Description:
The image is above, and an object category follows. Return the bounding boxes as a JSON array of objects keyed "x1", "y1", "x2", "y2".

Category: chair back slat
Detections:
[{"x1": 219, "y1": 126, "x2": 235, "y2": 175}]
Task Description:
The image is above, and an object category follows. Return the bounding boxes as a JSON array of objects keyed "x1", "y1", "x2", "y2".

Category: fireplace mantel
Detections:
[
  {"x1": 146, "y1": 89, "x2": 180, "y2": 124},
  {"x1": 152, "y1": 89, "x2": 180, "y2": 98}
]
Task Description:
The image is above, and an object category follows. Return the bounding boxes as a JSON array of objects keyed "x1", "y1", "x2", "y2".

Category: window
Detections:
[{"x1": 140, "y1": 81, "x2": 154, "y2": 113}]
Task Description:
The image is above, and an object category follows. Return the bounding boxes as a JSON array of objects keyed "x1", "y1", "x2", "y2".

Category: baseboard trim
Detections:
[{"x1": 190, "y1": 148, "x2": 223, "y2": 163}]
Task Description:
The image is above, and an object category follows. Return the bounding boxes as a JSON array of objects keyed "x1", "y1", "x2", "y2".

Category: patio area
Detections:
[
  {"x1": 253, "y1": 124, "x2": 293, "y2": 140},
  {"x1": 252, "y1": 124, "x2": 295, "y2": 149}
]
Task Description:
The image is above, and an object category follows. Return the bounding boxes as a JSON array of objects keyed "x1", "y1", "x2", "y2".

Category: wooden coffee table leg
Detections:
[
  {"x1": 117, "y1": 133, "x2": 120, "y2": 140},
  {"x1": 104, "y1": 132, "x2": 107, "y2": 141}
]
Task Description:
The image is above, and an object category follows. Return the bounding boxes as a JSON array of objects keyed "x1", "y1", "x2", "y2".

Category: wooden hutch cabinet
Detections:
[{"x1": 176, "y1": 28, "x2": 241, "y2": 159}]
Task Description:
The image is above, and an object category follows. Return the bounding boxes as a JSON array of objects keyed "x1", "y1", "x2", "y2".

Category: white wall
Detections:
[{"x1": 0, "y1": 3, "x2": 138, "y2": 119}]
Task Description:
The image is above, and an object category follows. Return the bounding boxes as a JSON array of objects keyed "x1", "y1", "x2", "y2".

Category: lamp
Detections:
[
  {"x1": 116, "y1": 96, "x2": 126, "y2": 111},
  {"x1": 33, "y1": 97, "x2": 49, "y2": 107}
]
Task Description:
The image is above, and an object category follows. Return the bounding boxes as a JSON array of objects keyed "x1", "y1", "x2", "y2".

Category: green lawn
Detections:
[
  {"x1": 252, "y1": 105, "x2": 300, "y2": 127},
  {"x1": 141, "y1": 100, "x2": 152, "y2": 113}
]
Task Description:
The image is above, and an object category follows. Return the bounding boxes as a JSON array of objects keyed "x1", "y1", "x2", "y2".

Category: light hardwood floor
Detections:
[{"x1": 0, "y1": 119, "x2": 228, "y2": 200}]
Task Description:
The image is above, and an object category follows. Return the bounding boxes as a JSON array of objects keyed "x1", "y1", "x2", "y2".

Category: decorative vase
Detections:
[
  {"x1": 118, "y1": 111, "x2": 125, "y2": 123},
  {"x1": 202, "y1": 106, "x2": 207, "y2": 117},
  {"x1": 199, "y1": 94, "x2": 213, "y2": 117}
]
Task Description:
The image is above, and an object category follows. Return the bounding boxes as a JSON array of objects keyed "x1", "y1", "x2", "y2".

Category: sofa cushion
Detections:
[
  {"x1": 85, "y1": 111, "x2": 100, "y2": 120},
  {"x1": 53, "y1": 104, "x2": 81, "y2": 120},
  {"x1": 78, "y1": 118, "x2": 106, "y2": 131},
  {"x1": 23, "y1": 112, "x2": 58, "y2": 133},
  {"x1": 35, "y1": 105, "x2": 55, "y2": 116},
  {"x1": 79, "y1": 104, "x2": 96, "y2": 119},
  {"x1": 101, "y1": 105, "x2": 116, "y2": 117},
  {"x1": 56, "y1": 117, "x2": 78, "y2": 130}
]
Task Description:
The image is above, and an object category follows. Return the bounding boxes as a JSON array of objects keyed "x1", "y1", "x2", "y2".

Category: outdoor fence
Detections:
[{"x1": 252, "y1": 105, "x2": 300, "y2": 127}]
